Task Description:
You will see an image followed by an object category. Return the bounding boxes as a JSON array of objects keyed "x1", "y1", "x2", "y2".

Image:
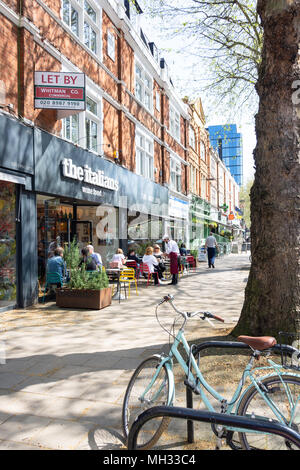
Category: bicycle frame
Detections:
[{"x1": 149, "y1": 326, "x2": 300, "y2": 433}]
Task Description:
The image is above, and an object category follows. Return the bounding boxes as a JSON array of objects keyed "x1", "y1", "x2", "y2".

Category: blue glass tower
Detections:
[{"x1": 208, "y1": 124, "x2": 243, "y2": 186}]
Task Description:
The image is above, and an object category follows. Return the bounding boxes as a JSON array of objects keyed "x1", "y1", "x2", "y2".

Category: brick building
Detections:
[
  {"x1": 187, "y1": 98, "x2": 241, "y2": 250},
  {"x1": 0, "y1": 0, "x2": 190, "y2": 309}
]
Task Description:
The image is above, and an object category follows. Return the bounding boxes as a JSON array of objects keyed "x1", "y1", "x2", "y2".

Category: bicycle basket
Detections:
[{"x1": 278, "y1": 331, "x2": 300, "y2": 372}]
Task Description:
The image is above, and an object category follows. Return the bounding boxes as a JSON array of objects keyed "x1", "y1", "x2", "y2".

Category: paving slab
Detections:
[{"x1": 0, "y1": 254, "x2": 250, "y2": 450}]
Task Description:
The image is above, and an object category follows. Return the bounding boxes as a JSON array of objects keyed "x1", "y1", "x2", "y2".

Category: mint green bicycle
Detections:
[{"x1": 122, "y1": 294, "x2": 300, "y2": 450}]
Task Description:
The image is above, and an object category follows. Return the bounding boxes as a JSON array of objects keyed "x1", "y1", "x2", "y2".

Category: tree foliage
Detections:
[{"x1": 141, "y1": 0, "x2": 262, "y2": 109}]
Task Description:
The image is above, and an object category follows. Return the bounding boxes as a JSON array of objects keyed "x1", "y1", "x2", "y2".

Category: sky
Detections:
[{"x1": 138, "y1": 3, "x2": 256, "y2": 184}]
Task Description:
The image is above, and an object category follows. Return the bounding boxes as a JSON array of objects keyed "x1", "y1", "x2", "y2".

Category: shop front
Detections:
[
  {"x1": 0, "y1": 113, "x2": 35, "y2": 310},
  {"x1": 166, "y1": 194, "x2": 189, "y2": 247},
  {"x1": 189, "y1": 195, "x2": 211, "y2": 250},
  {"x1": 35, "y1": 128, "x2": 169, "y2": 283},
  {"x1": 0, "y1": 115, "x2": 169, "y2": 310}
]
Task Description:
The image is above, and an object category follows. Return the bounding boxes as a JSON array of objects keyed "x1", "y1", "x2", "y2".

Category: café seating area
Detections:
[{"x1": 40, "y1": 253, "x2": 197, "y2": 304}]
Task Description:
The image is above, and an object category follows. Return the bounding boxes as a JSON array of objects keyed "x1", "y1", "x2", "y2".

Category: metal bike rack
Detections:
[
  {"x1": 185, "y1": 340, "x2": 296, "y2": 443},
  {"x1": 127, "y1": 405, "x2": 300, "y2": 450}
]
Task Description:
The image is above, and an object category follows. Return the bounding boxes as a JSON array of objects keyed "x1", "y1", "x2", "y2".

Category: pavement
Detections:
[{"x1": 0, "y1": 253, "x2": 250, "y2": 450}]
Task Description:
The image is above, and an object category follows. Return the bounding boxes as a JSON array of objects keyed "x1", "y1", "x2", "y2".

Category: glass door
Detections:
[{"x1": 71, "y1": 220, "x2": 93, "y2": 249}]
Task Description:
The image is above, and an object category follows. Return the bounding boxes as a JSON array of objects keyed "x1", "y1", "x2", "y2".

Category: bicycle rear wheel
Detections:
[
  {"x1": 122, "y1": 355, "x2": 171, "y2": 450},
  {"x1": 238, "y1": 375, "x2": 300, "y2": 450}
]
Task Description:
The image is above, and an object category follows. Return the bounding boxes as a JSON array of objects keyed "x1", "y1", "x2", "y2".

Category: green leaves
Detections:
[
  {"x1": 69, "y1": 265, "x2": 109, "y2": 290},
  {"x1": 64, "y1": 240, "x2": 109, "y2": 290},
  {"x1": 143, "y1": 0, "x2": 261, "y2": 111}
]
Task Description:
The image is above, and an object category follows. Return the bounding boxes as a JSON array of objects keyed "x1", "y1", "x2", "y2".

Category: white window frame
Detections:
[
  {"x1": 84, "y1": 95, "x2": 101, "y2": 152},
  {"x1": 135, "y1": 129, "x2": 154, "y2": 180},
  {"x1": 135, "y1": 58, "x2": 153, "y2": 112},
  {"x1": 200, "y1": 174, "x2": 206, "y2": 200},
  {"x1": 190, "y1": 165, "x2": 196, "y2": 194},
  {"x1": 62, "y1": 113, "x2": 80, "y2": 144},
  {"x1": 61, "y1": 0, "x2": 101, "y2": 58},
  {"x1": 155, "y1": 91, "x2": 160, "y2": 112},
  {"x1": 211, "y1": 186, "x2": 217, "y2": 207},
  {"x1": 169, "y1": 104, "x2": 180, "y2": 142},
  {"x1": 62, "y1": 0, "x2": 79, "y2": 36},
  {"x1": 189, "y1": 126, "x2": 196, "y2": 150},
  {"x1": 200, "y1": 141, "x2": 206, "y2": 161},
  {"x1": 170, "y1": 155, "x2": 182, "y2": 193},
  {"x1": 61, "y1": 75, "x2": 102, "y2": 154},
  {"x1": 107, "y1": 29, "x2": 115, "y2": 61}
]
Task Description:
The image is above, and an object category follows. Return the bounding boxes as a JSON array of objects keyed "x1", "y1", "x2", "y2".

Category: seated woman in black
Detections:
[
  {"x1": 153, "y1": 244, "x2": 166, "y2": 279},
  {"x1": 127, "y1": 249, "x2": 142, "y2": 264},
  {"x1": 79, "y1": 247, "x2": 97, "y2": 271}
]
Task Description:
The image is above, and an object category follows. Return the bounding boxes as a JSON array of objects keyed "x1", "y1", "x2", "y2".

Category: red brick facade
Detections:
[{"x1": 0, "y1": 0, "x2": 188, "y2": 194}]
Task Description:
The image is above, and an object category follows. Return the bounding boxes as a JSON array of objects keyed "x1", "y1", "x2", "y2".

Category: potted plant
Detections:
[{"x1": 56, "y1": 241, "x2": 112, "y2": 310}]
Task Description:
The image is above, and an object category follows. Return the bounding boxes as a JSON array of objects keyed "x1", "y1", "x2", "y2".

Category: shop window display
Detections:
[{"x1": 0, "y1": 182, "x2": 17, "y2": 307}]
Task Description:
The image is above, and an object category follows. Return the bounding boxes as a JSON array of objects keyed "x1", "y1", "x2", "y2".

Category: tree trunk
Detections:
[{"x1": 233, "y1": 0, "x2": 300, "y2": 338}]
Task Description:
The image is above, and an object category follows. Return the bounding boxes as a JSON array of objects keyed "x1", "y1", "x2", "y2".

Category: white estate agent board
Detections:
[{"x1": 34, "y1": 71, "x2": 86, "y2": 110}]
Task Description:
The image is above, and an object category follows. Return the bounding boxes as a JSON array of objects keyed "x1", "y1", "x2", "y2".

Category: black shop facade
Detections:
[{"x1": 0, "y1": 113, "x2": 168, "y2": 311}]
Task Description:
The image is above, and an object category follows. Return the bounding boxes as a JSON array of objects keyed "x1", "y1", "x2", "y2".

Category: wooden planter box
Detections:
[{"x1": 56, "y1": 287, "x2": 112, "y2": 310}]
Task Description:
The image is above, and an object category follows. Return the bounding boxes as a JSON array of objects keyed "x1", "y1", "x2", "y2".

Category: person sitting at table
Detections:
[
  {"x1": 153, "y1": 244, "x2": 163, "y2": 259},
  {"x1": 127, "y1": 249, "x2": 141, "y2": 275},
  {"x1": 127, "y1": 249, "x2": 142, "y2": 264},
  {"x1": 79, "y1": 248, "x2": 97, "y2": 271},
  {"x1": 86, "y1": 245, "x2": 102, "y2": 267},
  {"x1": 111, "y1": 248, "x2": 126, "y2": 267},
  {"x1": 180, "y1": 243, "x2": 188, "y2": 256},
  {"x1": 142, "y1": 246, "x2": 160, "y2": 285},
  {"x1": 46, "y1": 247, "x2": 65, "y2": 288},
  {"x1": 153, "y1": 245, "x2": 166, "y2": 279}
]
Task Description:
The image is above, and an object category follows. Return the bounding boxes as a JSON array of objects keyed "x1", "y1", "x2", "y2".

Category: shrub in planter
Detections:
[{"x1": 57, "y1": 241, "x2": 112, "y2": 310}]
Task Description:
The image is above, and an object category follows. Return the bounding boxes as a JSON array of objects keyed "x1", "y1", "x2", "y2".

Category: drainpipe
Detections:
[
  {"x1": 161, "y1": 91, "x2": 165, "y2": 185},
  {"x1": 17, "y1": 0, "x2": 24, "y2": 118},
  {"x1": 117, "y1": 29, "x2": 123, "y2": 166}
]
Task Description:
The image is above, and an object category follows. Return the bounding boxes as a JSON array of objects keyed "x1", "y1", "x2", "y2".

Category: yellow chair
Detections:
[{"x1": 119, "y1": 268, "x2": 138, "y2": 298}]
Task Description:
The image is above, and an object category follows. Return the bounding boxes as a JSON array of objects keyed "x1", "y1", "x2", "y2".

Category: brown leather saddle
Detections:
[{"x1": 238, "y1": 335, "x2": 277, "y2": 351}]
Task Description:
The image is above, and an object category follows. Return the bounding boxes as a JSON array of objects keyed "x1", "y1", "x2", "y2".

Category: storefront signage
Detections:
[
  {"x1": 34, "y1": 129, "x2": 169, "y2": 216},
  {"x1": 34, "y1": 72, "x2": 85, "y2": 110},
  {"x1": 0, "y1": 114, "x2": 34, "y2": 175},
  {"x1": 61, "y1": 158, "x2": 119, "y2": 191},
  {"x1": 169, "y1": 195, "x2": 189, "y2": 220}
]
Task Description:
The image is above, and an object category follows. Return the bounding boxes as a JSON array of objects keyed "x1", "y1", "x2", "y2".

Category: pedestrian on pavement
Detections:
[
  {"x1": 163, "y1": 234, "x2": 180, "y2": 285},
  {"x1": 205, "y1": 232, "x2": 219, "y2": 269}
]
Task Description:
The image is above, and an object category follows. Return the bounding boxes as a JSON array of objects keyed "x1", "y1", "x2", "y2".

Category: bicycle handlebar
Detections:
[
  {"x1": 205, "y1": 312, "x2": 225, "y2": 323},
  {"x1": 157, "y1": 295, "x2": 225, "y2": 323}
]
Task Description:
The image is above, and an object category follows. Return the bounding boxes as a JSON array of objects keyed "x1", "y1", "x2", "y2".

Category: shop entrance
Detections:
[{"x1": 37, "y1": 195, "x2": 119, "y2": 284}]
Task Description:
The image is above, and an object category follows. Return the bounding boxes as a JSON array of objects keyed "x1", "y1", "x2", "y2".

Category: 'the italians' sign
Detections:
[
  {"x1": 61, "y1": 158, "x2": 119, "y2": 192},
  {"x1": 34, "y1": 71, "x2": 85, "y2": 110}
]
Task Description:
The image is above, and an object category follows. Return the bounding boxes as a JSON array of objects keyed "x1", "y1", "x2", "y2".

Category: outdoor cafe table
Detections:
[{"x1": 106, "y1": 267, "x2": 125, "y2": 301}]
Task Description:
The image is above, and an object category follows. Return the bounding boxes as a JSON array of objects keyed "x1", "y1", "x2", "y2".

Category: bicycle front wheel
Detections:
[
  {"x1": 122, "y1": 355, "x2": 171, "y2": 450},
  {"x1": 238, "y1": 375, "x2": 300, "y2": 450}
]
